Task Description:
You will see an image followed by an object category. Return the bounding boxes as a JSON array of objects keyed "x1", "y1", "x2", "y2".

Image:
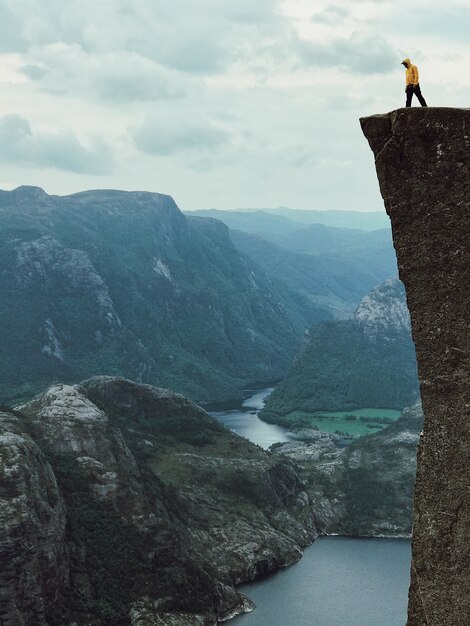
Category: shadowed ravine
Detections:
[{"x1": 361, "y1": 108, "x2": 470, "y2": 625}]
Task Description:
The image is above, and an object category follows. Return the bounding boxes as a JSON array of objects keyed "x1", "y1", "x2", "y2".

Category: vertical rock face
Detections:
[
  {"x1": 0, "y1": 410, "x2": 68, "y2": 626},
  {"x1": 361, "y1": 108, "x2": 470, "y2": 625}
]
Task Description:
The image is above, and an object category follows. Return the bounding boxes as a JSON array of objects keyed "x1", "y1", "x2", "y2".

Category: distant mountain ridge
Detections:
[
  {"x1": 187, "y1": 209, "x2": 397, "y2": 320},
  {"x1": 263, "y1": 223, "x2": 392, "y2": 257},
  {"x1": 187, "y1": 207, "x2": 390, "y2": 232},
  {"x1": 230, "y1": 229, "x2": 397, "y2": 319},
  {"x1": 0, "y1": 186, "x2": 330, "y2": 404}
]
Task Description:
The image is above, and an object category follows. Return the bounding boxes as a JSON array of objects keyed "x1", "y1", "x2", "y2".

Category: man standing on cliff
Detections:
[{"x1": 402, "y1": 58, "x2": 428, "y2": 107}]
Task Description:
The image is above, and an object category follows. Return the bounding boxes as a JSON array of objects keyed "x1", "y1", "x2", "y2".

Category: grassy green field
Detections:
[{"x1": 283, "y1": 408, "x2": 402, "y2": 437}]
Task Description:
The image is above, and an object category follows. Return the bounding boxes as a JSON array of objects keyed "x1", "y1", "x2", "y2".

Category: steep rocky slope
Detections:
[
  {"x1": 361, "y1": 108, "x2": 470, "y2": 625},
  {"x1": 273, "y1": 403, "x2": 422, "y2": 537},
  {"x1": 261, "y1": 278, "x2": 419, "y2": 428},
  {"x1": 2, "y1": 376, "x2": 316, "y2": 625},
  {"x1": 0, "y1": 186, "x2": 328, "y2": 405}
]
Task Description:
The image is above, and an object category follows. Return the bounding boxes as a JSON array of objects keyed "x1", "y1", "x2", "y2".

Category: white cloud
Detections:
[
  {"x1": 22, "y1": 43, "x2": 191, "y2": 103},
  {"x1": 0, "y1": 114, "x2": 112, "y2": 174},
  {"x1": 133, "y1": 115, "x2": 230, "y2": 156},
  {"x1": 295, "y1": 31, "x2": 397, "y2": 74}
]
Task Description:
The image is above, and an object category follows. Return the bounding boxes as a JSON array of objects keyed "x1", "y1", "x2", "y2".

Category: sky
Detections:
[{"x1": 0, "y1": 0, "x2": 468, "y2": 211}]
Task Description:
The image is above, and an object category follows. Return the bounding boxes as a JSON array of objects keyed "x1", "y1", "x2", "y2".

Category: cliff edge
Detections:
[{"x1": 361, "y1": 107, "x2": 470, "y2": 625}]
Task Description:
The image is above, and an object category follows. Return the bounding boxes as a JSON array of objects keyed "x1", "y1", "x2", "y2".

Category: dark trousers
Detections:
[{"x1": 406, "y1": 84, "x2": 427, "y2": 107}]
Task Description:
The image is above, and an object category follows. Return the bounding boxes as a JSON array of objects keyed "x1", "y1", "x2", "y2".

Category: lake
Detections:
[{"x1": 210, "y1": 389, "x2": 411, "y2": 626}]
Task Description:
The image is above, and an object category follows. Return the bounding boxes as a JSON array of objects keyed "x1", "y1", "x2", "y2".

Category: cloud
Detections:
[
  {"x1": 20, "y1": 64, "x2": 48, "y2": 80},
  {"x1": 4, "y1": 0, "x2": 286, "y2": 75},
  {"x1": 133, "y1": 115, "x2": 230, "y2": 156},
  {"x1": 296, "y1": 32, "x2": 398, "y2": 74},
  {"x1": 311, "y1": 6, "x2": 349, "y2": 25},
  {"x1": 0, "y1": 114, "x2": 112, "y2": 174},
  {"x1": 24, "y1": 44, "x2": 189, "y2": 103},
  {"x1": 0, "y1": 3, "x2": 27, "y2": 52},
  {"x1": 1, "y1": 0, "x2": 469, "y2": 212}
]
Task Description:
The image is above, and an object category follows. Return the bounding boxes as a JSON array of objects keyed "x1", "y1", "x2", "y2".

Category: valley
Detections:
[{"x1": 0, "y1": 191, "x2": 420, "y2": 625}]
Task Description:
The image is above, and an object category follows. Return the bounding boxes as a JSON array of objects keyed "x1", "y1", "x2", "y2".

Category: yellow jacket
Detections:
[{"x1": 403, "y1": 58, "x2": 419, "y2": 86}]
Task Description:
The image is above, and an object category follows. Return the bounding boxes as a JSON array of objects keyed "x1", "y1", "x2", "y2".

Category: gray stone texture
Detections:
[{"x1": 361, "y1": 107, "x2": 470, "y2": 625}]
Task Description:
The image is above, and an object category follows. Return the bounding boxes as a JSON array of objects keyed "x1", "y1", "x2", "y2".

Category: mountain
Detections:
[
  {"x1": 188, "y1": 207, "x2": 390, "y2": 232},
  {"x1": 261, "y1": 278, "x2": 420, "y2": 429},
  {"x1": 273, "y1": 402, "x2": 423, "y2": 537},
  {"x1": 0, "y1": 186, "x2": 329, "y2": 405},
  {"x1": 185, "y1": 209, "x2": 303, "y2": 236},
  {"x1": 265, "y1": 207, "x2": 390, "y2": 230},
  {"x1": 187, "y1": 209, "x2": 395, "y2": 260},
  {"x1": 3, "y1": 376, "x2": 316, "y2": 626},
  {"x1": 230, "y1": 229, "x2": 397, "y2": 318},
  {"x1": 264, "y1": 223, "x2": 393, "y2": 258},
  {"x1": 187, "y1": 211, "x2": 398, "y2": 314}
]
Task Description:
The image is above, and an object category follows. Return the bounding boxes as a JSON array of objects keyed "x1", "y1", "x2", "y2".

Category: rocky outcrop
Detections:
[
  {"x1": 273, "y1": 403, "x2": 423, "y2": 537},
  {"x1": 361, "y1": 108, "x2": 470, "y2": 625},
  {"x1": 2, "y1": 377, "x2": 316, "y2": 625},
  {"x1": 0, "y1": 409, "x2": 68, "y2": 626},
  {"x1": 354, "y1": 278, "x2": 411, "y2": 341}
]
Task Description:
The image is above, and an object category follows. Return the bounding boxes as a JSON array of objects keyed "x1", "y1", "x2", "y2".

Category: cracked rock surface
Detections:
[
  {"x1": 361, "y1": 107, "x2": 470, "y2": 625},
  {"x1": 1, "y1": 376, "x2": 316, "y2": 625}
]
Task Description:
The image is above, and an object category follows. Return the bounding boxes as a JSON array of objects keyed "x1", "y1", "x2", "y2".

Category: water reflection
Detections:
[{"x1": 209, "y1": 388, "x2": 294, "y2": 449}]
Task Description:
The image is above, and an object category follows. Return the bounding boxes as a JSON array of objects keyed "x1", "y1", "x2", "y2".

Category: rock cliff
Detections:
[
  {"x1": 2, "y1": 377, "x2": 316, "y2": 625},
  {"x1": 361, "y1": 108, "x2": 470, "y2": 625}
]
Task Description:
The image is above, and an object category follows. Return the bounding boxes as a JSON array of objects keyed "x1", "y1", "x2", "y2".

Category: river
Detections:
[
  {"x1": 210, "y1": 388, "x2": 411, "y2": 626},
  {"x1": 208, "y1": 387, "x2": 294, "y2": 449}
]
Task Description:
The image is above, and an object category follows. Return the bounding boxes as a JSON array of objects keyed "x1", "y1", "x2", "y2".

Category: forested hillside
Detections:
[{"x1": 262, "y1": 279, "x2": 419, "y2": 429}]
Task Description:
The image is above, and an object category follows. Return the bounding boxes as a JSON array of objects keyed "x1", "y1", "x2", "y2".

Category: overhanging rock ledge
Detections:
[{"x1": 361, "y1": 107, "x2": 470, "y2": 626}]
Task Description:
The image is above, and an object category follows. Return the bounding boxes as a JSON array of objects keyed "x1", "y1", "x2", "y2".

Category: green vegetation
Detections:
[
  {"x1": 261, "y1": 312, "x2": 419, "y2": 432},
  {"x1": 312, "y1": 408, "x2": 401, "y2": 419},
  {"x1": 47, "y1": 454, "x2": 147, "y2": 626},
  {"x1": 292, "y1": 404, "x2": 423, "y2": 536},
  {"x1": 112, "y1": 409, "x2": 219, "y2": 449},
  {"x1": 263, "y1": 407, "x2": 401, "y2": 436}
]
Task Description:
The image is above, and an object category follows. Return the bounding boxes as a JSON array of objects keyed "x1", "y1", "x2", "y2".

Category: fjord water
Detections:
[
  {"x1": 232, "y1": 537, "x2": 411, "y2": 626},
  {"x1": 209, "y1": 388, "x2": 294, "y2": 449},
  {"x1": 211, "y1": 389, "x2": 411, "y2": 626}
]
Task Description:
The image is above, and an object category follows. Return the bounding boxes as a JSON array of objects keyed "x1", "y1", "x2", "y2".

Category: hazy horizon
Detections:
[{"x1": 0, "y1": 183, "x2": 385, "y2": 213}]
